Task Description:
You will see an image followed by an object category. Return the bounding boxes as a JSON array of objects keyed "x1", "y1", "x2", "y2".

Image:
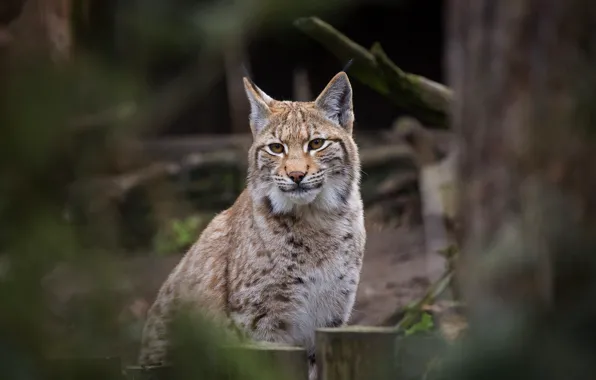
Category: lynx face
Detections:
[{"x1": 244, "y1": 72, "x2": 360, "y2": 213}]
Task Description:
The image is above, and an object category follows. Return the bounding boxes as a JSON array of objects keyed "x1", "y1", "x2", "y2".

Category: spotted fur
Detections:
[{"x1": 138, "y1": 72, "x2": 366, "y2": 379}]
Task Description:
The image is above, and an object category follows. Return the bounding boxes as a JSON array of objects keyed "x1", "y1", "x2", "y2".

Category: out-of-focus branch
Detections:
[
  {"x1": 69, "y1": 103, "x2": 137, "y2": 132},
  {"x1": 294, "y1": 16, "x2": 452, "y2": 129}
]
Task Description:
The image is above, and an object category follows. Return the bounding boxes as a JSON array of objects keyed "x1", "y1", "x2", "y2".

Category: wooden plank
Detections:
[{"x1": 316, "y1": 326, "x2": 398, "y2": 380}]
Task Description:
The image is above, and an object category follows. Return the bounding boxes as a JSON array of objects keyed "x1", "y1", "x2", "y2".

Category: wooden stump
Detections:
[
  {"x1": 316, "y1": 326, "x2": 399, "y2": 380},
  {"x1": 396, "y1": 332, "x2": 448, "y2": 380},
  {"x1": 224, "y1": 343, "x2": 309, "y2": 380}
]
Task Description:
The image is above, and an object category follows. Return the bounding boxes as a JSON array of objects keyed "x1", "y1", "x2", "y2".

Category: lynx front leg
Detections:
[{"x1": 308, "y1": 353, "x2": 317, "y2": 380}]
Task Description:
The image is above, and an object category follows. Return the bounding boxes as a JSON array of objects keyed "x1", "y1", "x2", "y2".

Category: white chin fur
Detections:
[
  {"x1": 267, "y1": 179, "x2": 348, "y2": 214},
  {"x1": 312, "y1": 177, "x2": 349, "y2": 212},
  {"x1": 284, "y1": 190, "x2": 319, "y2": 205},
  {"x1": 269, "y1": 187, "x2": 319, "y2": 211},
  {"x1": 267, "y1": 188, "x2": 295, "y2": 213}
]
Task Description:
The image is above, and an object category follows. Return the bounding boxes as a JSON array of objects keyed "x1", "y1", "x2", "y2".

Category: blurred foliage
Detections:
[
  {"x1": 405, "y1": 312, "x2": 434, "y2": 337},
  {"x1": 167, "y1": 307, "x2": 282, "y2": 380},
  {"x1": 153, "y1": 214, "x2": 209, "y2": 255}
]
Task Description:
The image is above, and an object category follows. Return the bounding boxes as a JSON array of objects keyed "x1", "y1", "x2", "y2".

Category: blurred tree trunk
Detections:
[
  {"x1": 224, "y1": 37, "x2": 249, "y2": 134},
  {"x1": 292, "y1": 67, "x2": 312, "y2": 102},
  {"x1": 45, "y1": 0, "x2": 72, "y2": 62},
  {"x1": 7, "y1": 0, "x2": 72, "y2": 62},
  {"x1": 448, "y1": 0, "x2": 596, "y2": 325},
  {"x1": 0, "y1": 0, "x2": 26, "y2": 45}
]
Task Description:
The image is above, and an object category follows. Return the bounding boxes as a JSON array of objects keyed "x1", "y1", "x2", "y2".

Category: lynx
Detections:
[{"x1": 138, "y1": 72, "x2": 366, "y2": 378}]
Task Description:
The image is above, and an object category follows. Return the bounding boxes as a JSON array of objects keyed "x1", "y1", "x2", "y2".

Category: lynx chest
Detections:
[{"x1": 232, "y1": 215, "x2": 365, "y2": 353}]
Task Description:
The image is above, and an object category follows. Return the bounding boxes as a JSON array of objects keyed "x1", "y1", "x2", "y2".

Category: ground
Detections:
[
  {"x1": 143, "y1": 223, "x2": 443, "y2": 325},
  {"x1": 352, "y1": 223, "x2": 444, "y2": 325},
  {"x1": 44, "y1": 220, "x2": 447, "y2": 360}
]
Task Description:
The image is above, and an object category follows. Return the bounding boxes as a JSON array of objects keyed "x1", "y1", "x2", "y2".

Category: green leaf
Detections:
[{"x1": 405, "y1": 312, "x2": 434, "y2": 336}]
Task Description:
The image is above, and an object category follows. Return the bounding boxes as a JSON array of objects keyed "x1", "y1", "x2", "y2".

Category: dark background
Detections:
[{"x1": 76, "y1": 0, "x2": 444, "y2": 136}]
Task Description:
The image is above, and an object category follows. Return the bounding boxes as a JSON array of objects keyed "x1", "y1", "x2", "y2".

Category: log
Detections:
[
  {"x1": 315, "y1": 326, "x2": 398, "y2": 380},
  {"x1": 69, "y1": 141, "x2": 416, "y2": 204},
  {"x1": 369, "y1": 171, "x2": 419, "y2": 203},
  {"x1": 294, "y1": 16, "x2": 452, "y2": 128},
  {"x1": 68, "y1": 150, "x2": 241, "y2": 204},
  {"x1": 359, "y1": 143, "x2": 413, "y2": 168},
  {"x1": 139, "y1": 134, "x2": 253, "y2": 159},
  {"x1": 141, "y1": 133, "x2": 414, "y2": 162}
]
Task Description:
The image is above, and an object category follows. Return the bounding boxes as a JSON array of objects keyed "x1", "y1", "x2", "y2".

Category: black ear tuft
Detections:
[{"x1": 342, "y1": 58, "x2": 354, "y2": 73}]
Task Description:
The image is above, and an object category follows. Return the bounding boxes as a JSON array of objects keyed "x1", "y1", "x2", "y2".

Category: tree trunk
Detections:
[
  {"x1": 448, "y1": 0, "x2": 596, "y2": 324},
  {"x1": 223, "y1": 37, "x2": 250, "y2": 134},
  {"x1": 7, "y1": 0, "x2": 72, "y2": 62},
  {"x1": 316, "y1": 327, "x2": 398, "y2": 380},
  {"x1": 292, "y1": 67, "x2": 312, "y2": 101}
]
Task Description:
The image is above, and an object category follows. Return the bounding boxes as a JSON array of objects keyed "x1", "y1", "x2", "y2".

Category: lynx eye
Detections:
[
  {"x1": 308, "y1": 138, "x2": 325, "y2": 151},
  {"x1": 268, "y1": 143, "x2": 284, "y2": 154}
]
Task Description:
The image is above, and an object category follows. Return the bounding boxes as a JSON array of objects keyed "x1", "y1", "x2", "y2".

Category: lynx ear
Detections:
[
  {"x1": 315, "y1": 72, "x2": 354, "y2": 133},
  {"x1": 243, "y1": 77, "x2": 273, "y2": 136}
]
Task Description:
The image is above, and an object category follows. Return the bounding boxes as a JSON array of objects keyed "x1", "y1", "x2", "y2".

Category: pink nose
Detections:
[{"x1": 287, "y1": 171, "x2": 306, "y2": 184}]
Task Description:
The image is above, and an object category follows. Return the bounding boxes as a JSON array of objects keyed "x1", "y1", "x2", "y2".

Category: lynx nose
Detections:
[{"x1": 287, "y1": 171, "x2": 306, "y2": 184}]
